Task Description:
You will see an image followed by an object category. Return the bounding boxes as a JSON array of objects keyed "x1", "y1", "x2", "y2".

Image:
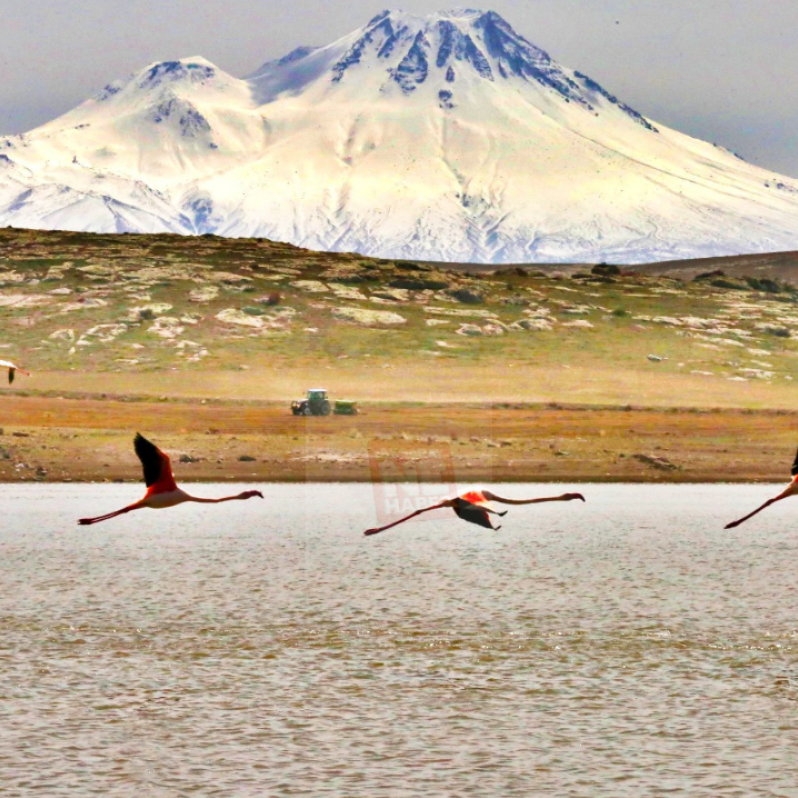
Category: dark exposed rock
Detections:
[
  {"x1": 500, "y1": 294, "x2": 530, "y2": 306},
  {"x1": 591, "y1": 263, "x2": 621, "y2": 276},
  {"x1": 329, "y1": 273, "x2": 365, "y2": 284},
  {"x1": 392, "y1": 31, "x2": 430, "y2": 93},
  {"x1": 395, "y1": 261, "x2": 432, "y2": 272},
  {"x1": 710, "y1": 277, "x2": 748, "y2": 290},
  {"x1": 359, "y1": 269, "x2": 382, "y2": 281},
  {"x1": 746, "y1": 276, "x2": 783, "y2": 293},
  {"x1": 761, "y1": 325, "x2": 790, "y2": 338},
  {"x1": 389, "y1": 276, "x2": 450, "y2": 290},
  {"x1": 574, "y1": 70, "x2": 658, "y2": 132},
  {"x1": 332, "y1": 15, "x2": 399, "y2": 82},
  {"x1": 442, "y1": 287, "x2": 485, "y2": 304},
  {"x1": 693, "y1": 269, "x2": 725, "y2": 281}
]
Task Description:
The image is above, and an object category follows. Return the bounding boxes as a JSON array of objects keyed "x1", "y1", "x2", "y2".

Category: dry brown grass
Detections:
[{"x1": 1, "y1": 393, "x2": 796, "y2": 484}]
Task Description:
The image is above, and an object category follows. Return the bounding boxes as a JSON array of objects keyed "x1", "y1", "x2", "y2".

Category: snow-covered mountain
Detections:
[{"x1": 3, "y1": 9, "x2": 798, "y2": 263}]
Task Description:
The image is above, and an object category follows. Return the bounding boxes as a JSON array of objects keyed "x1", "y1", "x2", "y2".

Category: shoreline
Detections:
[{"x1": 2, "y1": 394, "x2": 795, "y2": 485}]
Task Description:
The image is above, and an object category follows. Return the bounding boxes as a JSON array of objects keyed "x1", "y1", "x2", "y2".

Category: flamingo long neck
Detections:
[
  {"x1": 507, "y1": 496, "x2": 565, "y2": 505},
  {"x1": 484, "y1": 493, "x2": 573, "y2": 505},
  {"x1": 182, "y1": 492, "x2": 251, "y2": 504}
]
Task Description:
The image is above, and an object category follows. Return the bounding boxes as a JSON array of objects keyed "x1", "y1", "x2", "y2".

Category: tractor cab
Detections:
[{"x1": 291, "y1": 388, "x2": 331, "y2": 416}]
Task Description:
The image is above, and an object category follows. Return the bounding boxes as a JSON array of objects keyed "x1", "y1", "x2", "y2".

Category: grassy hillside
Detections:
[{"x1": 2, "y1": 228, "x2": 798, "y2": 408}]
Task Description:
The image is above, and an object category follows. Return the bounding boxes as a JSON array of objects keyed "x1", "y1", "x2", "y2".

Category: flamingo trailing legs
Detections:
[
  {"x1": 365, "y1": 488, "x2": 585, "y2": 536},
  {"x1": 725, "y1": 446, "x2": 798, "y2": 529},
  {"x1": 78, "y1": 433, "x2": 263, "y2": 525}
]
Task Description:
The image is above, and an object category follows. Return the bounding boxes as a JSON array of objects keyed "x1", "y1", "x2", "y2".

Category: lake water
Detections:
[{"x1": 1, "y1": 483, "x2": 797, "y2": 797}]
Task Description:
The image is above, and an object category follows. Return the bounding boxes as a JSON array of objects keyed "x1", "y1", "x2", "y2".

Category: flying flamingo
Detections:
[
  {"x1": 0, "y1": 359, "x2": 30, "y2": 384},
  {"x1": 78, "y1": 433, "x2": 263, "y2": 525},
  {"x1": 364, "y1": 488, "x2": 585, "y2": 536},
  {"x1": 725, "y1": 446, "x2": 798, "y2": 529}
]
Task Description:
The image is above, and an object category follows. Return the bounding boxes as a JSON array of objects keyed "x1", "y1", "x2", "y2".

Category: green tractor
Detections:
[
  {"x1": 291, "y1": 388, "x2": 332, "y2": 416},
  {"x1": 291, "y1": 389, "x2": 359, "y2": 416}
]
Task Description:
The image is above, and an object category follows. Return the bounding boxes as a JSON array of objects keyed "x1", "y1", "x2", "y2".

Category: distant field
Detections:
[
  {"x1": 2, "y1": 228, "x2": 798, "y2": 482},
  {"x1": 2, "y1": 395, "x2": 798, "y2": 484}
]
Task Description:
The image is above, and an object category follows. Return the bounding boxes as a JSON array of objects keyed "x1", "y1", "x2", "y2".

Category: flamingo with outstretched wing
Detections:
[
  {"x1": 78, "y1": 433, "x2": 263, "y2": 525},
  {"x1": 365, "y1": 488, "x2": 585, "y2": 536}
]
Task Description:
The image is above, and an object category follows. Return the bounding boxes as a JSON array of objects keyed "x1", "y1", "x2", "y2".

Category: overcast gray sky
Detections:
[{"x1": 2, "y1": 0, "x2": 796, "y2": 176}]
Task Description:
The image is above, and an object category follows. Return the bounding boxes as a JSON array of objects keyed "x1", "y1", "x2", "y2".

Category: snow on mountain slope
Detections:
[
  {"x1": 6, "y1": 58, "x2": 266, "y2": 185},
  {"x1": 0, "y1": 151, "x2": 189, "y2": 234},
  {"x1": 3, "y1": 9, "x2": 798, "y2": 262}
]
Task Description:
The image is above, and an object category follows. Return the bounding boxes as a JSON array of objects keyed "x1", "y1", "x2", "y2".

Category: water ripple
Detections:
[{"x1": 1, "y1": 483, "x2": 797, "y2": 796}]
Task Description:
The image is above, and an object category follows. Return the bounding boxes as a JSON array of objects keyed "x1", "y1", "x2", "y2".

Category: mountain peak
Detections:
[
  {"x1": 329, "y1": 8, "x2": 513, "y2": 86},
  {"x1": 370, "y1": 8, "x2": 502, "y2": 24},
  {"x1": 94, "y1": 57, "x2": 224, "y2": 103},
  {"x1": 4, "y1": 8, "x2": 794, "y2": 263},
  {"x1": 246, "y1": 8, "x2": 650, "y2": 128},
  {"x1": 328, "y1": 10, "x2": 522, "y2": 84},
  {"x1": 292, "y1": 8, "x2": 653, "y2": 129}
]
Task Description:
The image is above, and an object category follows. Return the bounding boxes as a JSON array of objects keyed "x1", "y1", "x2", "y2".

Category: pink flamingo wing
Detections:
[
  {"x1": 459, "y1": 490, "x2": 498, "y2": 512},
  {"x1": 460, "y1": 490, "x2": 487, "y2": 504},
  {"x1": 134, "y1": 433, "x2": 178, "y2": 492}
]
